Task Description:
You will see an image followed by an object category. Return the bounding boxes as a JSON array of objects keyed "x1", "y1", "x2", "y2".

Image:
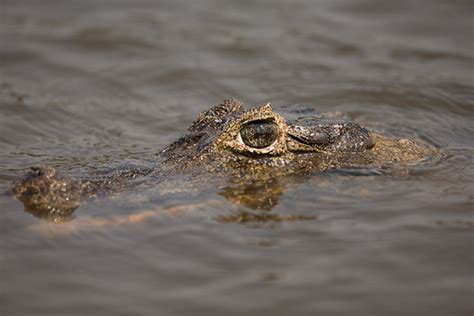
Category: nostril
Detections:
[{"x1": 30, "y1": 166, "x2": 43, "y2": 176}]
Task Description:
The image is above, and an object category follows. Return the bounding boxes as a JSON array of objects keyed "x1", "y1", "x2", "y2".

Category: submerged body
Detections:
[{"x1": 12, "y1": 99, "x2": 434, "y2": 221}]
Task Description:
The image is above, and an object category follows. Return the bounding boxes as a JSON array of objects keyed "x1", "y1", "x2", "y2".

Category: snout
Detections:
[{"x1": 11, "y1": 166, "x2": 81, "y2": 215}]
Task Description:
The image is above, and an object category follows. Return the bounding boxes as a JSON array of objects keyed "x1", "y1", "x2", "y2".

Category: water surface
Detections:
[{"x1": 1, "y1": 0, "x2": 473, "y2": 315}]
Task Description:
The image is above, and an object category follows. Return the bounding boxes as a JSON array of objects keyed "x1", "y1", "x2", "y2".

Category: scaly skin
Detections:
[{"x1": 11, "y1": 99, "x2": 435, "y2": 222}]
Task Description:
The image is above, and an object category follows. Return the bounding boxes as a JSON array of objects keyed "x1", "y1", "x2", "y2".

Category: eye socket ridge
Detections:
[{"x1": 238, "y1": 119, "x2": 280, "y2": 149}]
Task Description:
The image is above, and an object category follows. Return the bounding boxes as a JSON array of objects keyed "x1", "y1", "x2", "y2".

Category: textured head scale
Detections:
[{"x1": 187, "y1": 99, "x2": 244, "y2": 133}]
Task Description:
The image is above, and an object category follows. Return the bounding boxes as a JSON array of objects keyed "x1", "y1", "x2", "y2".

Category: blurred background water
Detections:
[{"x1": 0, "y1": 0, "x2": 473, "y2": 315}]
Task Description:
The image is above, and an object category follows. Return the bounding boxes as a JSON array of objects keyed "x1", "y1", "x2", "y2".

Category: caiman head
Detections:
[
  {"x1": 11, "y1": 99, "x2": 432, "y2": 221},
  {"x1": 160, "y1": 99, "x2": 375, "y2": 177}
]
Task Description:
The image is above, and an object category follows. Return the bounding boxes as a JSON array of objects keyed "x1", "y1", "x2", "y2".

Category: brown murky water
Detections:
[{"x1": 1, "y1": 0, "x2": 473, "y2": 315}]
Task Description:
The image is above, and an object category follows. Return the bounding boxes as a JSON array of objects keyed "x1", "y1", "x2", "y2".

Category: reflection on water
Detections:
[
  {"x1": 218, "y1": 178, "x2": 285, "y2": 211},
  {"x1": 22, "y1": 204, "x2": 76, "y2": 223},
  {"x1": 215, "y1": 211, "x2": 318, "y2": 224},
  {"x1": 16, "y1": 168, "x2": 312, "y2": 224},
  {"x1": 19, "y1": 176, "x2": 295, "y2": 224},
  {"x1": 1, "y1": 0, "x2": 473, "y2": 315}
]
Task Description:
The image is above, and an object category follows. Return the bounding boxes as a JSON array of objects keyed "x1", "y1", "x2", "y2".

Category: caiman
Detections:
[{"x1": 11, "y1": 99, "x2": 435, "y2": 222}]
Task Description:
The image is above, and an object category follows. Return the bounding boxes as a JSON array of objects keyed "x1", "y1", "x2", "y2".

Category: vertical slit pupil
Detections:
[{"x1": 239, "y1": 120, "x2": 279, "y2": 149}]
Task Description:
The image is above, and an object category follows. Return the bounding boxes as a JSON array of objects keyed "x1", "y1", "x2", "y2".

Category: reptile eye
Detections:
[{"x1": 238, "y1": 120, "x2": 279, "y2": 149}]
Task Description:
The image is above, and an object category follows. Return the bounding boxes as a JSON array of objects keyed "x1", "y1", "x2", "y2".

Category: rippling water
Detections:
[{"x1": 1, "y1": 0, "x2": 473, "y2": 315}]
